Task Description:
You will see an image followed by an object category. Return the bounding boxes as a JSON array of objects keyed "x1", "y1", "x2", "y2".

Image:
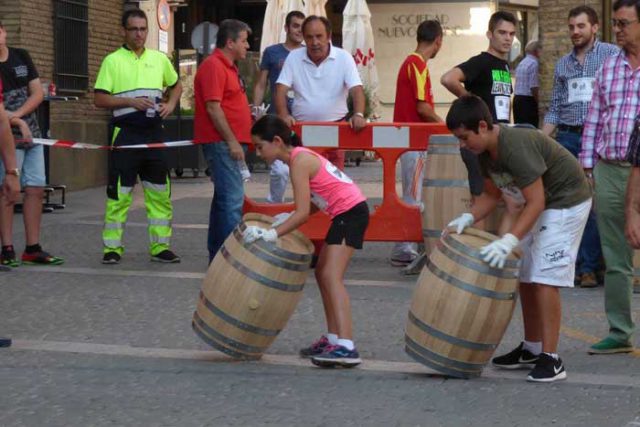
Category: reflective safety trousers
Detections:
[{"x1": 102, "y1": 125, "x2": 173, "y2": 256}]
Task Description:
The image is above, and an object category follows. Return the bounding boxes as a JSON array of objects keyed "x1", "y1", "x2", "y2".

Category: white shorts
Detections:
[{"x1": 518, "y1": 198, "x2": 592, "y2": 287}]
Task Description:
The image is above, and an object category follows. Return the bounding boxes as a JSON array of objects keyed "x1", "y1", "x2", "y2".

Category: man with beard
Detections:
[{"x1": 543, "y1": 6, "x2": 618, "y2": 288}]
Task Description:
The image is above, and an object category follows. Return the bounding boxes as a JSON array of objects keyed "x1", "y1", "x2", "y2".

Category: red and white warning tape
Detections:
[
  {"x1": 21, "y1": 122, "x2": 449, "y2": 150},
  {"x1": 31, "y1": 138, "x2": 196, "y2": 150}
]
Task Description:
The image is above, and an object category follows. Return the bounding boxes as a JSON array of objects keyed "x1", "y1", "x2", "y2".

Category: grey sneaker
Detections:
[{"x1": 402, "y1": 252, "x2": 426, "y2": 275}]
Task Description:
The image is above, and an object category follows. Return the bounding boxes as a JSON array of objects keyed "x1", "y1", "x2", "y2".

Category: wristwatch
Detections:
[{"x1": 5, "y1": 168, "x2": 20, "y2": 177}]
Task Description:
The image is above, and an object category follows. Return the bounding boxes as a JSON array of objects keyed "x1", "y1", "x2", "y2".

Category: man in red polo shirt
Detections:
[
  {"x1": 194, "y1": 19, "x2": 252, "y2": 262},
  {"x1": 390, "y1": 20, "x2": 443, "y2": 269}
]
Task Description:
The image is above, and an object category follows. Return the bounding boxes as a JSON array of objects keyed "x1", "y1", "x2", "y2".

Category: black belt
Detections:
[{"x1": 558, "y1": 124, "x2": 583, "y2": 134}]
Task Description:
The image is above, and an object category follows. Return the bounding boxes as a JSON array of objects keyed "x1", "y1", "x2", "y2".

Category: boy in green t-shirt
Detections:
[{"x1": 445, "y1": 95, "x2": 592, "y2": 383}]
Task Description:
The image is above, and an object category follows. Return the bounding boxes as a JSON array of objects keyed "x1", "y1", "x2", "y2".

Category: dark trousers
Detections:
[{"x1": 513, "y1": 95, "x2": 539, "y2": 128}]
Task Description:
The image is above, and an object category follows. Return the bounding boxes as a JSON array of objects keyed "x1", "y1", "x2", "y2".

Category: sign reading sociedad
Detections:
[
  {"x1": 370, "y1": 2, "x2": 494, "y2": 104},
  {"x1": 378, "y1": 14, "x2": 462, "y2": 38}
]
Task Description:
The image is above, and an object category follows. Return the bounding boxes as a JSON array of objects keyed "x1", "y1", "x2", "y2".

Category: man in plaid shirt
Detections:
[
  {"x1": 580, "y1": 0, "x2": 640, "y2": 355},
  {"x1": 543, "y1": 6, "x2": 618, "y2": 288}
]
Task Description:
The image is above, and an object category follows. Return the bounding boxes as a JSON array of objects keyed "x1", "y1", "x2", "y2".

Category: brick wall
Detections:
[
  {"x1": 0, "y1": 0, "x2": 125, "y2": 189},
  {"x1": 538, "y1": 0, "x2": 605, "y2": 113}
]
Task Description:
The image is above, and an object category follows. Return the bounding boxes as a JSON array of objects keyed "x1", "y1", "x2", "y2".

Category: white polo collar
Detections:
[{"x1": 303, "y1": 44, "x2": 336, "y2": 65}]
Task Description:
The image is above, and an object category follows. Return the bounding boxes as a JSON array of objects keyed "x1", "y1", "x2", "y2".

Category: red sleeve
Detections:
[
  {"x1": 200, "y1": 59, "x2": 227, "y2": 103},
  {"x1": 408, "y1": 56, "x2": 429, "y2": 102}
]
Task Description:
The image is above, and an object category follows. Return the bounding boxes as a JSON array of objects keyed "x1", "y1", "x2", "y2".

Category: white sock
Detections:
[
  {"x1": 543, "y1": 352, "x2": 559, "y2": 360},
  {"x1": 326, "y1": 333, "x2": 339, "y2": 345},
  {"x1": 337, "y1": 338, "x2": 355, "y2": 350},
  {"x1": 523, "y1": 340, "x2": 542, "y2": 355}
]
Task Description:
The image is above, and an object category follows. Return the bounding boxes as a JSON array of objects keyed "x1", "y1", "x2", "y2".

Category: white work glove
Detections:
[
  {"x1": 272, "y1": 211, "x2": 293, "y2": 227},
  {"x1": 480, "y1": 233, "x2": 519, "y2": 268},
  {"x1": 242, "y1": 226, "x2": 278, "y2": 244},
  {"x1": 447, "y1": 213, "x2": 475, "y2": 234}
]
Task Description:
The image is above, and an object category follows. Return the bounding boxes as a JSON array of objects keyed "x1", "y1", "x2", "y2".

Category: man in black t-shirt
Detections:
[
  {"x1": 0, "y1": 22, "x2": 63, "y2": 267},
  {"x1": 441, "y1": 11, "x2": 519, "y2": 231}
]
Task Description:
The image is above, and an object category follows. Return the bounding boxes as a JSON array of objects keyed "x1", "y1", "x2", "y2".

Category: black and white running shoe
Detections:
[
  {"x1": 527, "y1": 353, "x2": 567, "y2": 383},
  {"x1": 492, "y1": 342, "x2": 540, "y2": 369}
]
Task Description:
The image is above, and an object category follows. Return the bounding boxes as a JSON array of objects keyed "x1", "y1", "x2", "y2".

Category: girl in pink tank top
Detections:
[{"x1": 243, "y1": 115, "x2": 369, "y2": 368}]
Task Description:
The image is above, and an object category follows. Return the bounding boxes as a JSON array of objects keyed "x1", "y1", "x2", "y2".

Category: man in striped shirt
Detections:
[
  {"x1": 543, "y1": 6, "x2": 619, "y2": 289},
  {"x1": 580, "y1": 0, "x2": 640, "y2": 355}
]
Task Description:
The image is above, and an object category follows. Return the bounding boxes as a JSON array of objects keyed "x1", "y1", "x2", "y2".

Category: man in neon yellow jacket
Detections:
[{"x1": 94, "y1": 9, "x2": 182, "y2": 264}]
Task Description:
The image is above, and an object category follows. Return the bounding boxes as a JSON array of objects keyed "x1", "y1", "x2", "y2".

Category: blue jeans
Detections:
[
  {"x1": 556, "y1": 130, "x2": 602, "y2": 274},
  {"x1": 202, "y1": 142, "x2": 245, "y2": 263}
]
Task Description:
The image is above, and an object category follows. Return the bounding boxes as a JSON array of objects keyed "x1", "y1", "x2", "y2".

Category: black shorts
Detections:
[
  {"x1": 460, "y1": 147, "x2": 484, "y2": 196},
  {"x1": 325, "y1": 201, "x2": 369, "y2": 249}
]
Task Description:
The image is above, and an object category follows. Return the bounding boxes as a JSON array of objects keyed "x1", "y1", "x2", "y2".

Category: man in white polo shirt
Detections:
[{"x1": 275, "y1": 15, "x2": 366, "y2": 169}]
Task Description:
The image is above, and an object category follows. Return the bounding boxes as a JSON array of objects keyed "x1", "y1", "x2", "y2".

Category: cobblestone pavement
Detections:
[{"x1": 1, "y1": 161, "x2": 639, "y2": 426}]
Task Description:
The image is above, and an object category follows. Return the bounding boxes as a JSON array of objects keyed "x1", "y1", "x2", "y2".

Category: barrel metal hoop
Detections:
[
  {"x1": 232, "y1": 229, "x2": 309, "y2": 271},
  {"x1": 443, "y1": 232, "x2": 520, "y2": 269},
  {"x1": 408, "y1": 311, "x2": 497, "y2": 350},
  {"x1": 405, "y1": 344, "x2": 480, "y2": 379},
  {"x1": 427, "y1": 147, "x2": 461, "y2": 155},
  {"x1": 423, "y1": 179, "x2": 470, "y2": 188},
  {"x1": 199, "y1": 292, "x2": 281, "y2": 337},
  {"x1": 221, "y1": 246, "x2": 305, "y2": 293},
  {"x1": 405, "y1": 334, "x2": 485, "y2": 371},
  {"x1": 426, "y1": 258, "x2": 516, "y2": 301},
  {"x1": 192, "y1": 320, "x2": 258, "y2": 360},
  {"x1": 237, "y1": 223, "x2": 312, "y2": 263},
  {"x1": 192, "y1": 312, "x2": 266, "y2": 355},
  {"x1": 422, "y1": 229, "x2": 442, "y2": 238},
  {"x1": 437, "y1": 241, "x2": 520, "y2": 279}
]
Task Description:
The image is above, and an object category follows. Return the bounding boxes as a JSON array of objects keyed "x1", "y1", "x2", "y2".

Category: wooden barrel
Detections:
[
  {"x1": 422, "y1": 135, "x2": 473, "y2": 255},
  {"x1": 192, "y1": 213, "x2": 315, "y2": 359},
  {"x1": 405, "y1": 228, "x2": 520, "y2": 378}
]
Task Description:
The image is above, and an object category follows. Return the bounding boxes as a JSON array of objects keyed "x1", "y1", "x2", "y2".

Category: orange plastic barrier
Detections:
[{"x1": 242, "y1": 121, "x2": 451, "y2": 245}]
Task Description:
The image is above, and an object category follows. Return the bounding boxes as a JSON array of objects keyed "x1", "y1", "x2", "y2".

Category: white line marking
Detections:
[
  {"x1": 7, "y1": 339, "x2": 640, "y2": 387},
  {"x1": 75, "y1": 220, "x2": 208, "y2": 229},
  {"x1": 11, "y1": 266, "x2": 413, "y2": 288}
]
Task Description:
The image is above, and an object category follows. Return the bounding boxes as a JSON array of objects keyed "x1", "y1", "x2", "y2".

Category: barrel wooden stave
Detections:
[
  {"x1": 193, "y1": 213, "x2": 314, "y2": 359},
  {"x1": 406, "y1": 228, "x2": 519, "y2": 378},
  {"x1": 422, "y1": 137, "x2": 473, "y2": 255}
]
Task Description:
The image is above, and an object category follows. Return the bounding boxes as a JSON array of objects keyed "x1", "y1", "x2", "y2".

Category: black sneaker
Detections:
[
  {"x1": 492, "y1": 342, "x2": 540, "y2": 369},
  {"x1": 102, "y1": 252, "x2": 121, "y2": 265},
  {"x1": 151, "y1": 249, "x2": 181, "y2": 263},
  {"x1": 527, "y1": 353, "x2": 567, "y2": 383},
  {"x1": 0, "y1": 337, "x2": 11, "y2": 348}
]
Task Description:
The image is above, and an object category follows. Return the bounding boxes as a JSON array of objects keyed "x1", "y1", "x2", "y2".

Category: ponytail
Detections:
[
  {"x1": 251, "y1": 115, "x2": 304, "y2": 147},
  {"x1": 289, "y1": 130, "x2": 302, "y2": 147}
]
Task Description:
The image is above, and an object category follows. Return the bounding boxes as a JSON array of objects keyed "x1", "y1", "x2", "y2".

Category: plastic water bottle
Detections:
[
  {"x1": 237, "y1": 160, "x2": 251, "y2": 182},
  {"x1": 146, "y1": 96, "x2": 156, "y2": 118}
]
